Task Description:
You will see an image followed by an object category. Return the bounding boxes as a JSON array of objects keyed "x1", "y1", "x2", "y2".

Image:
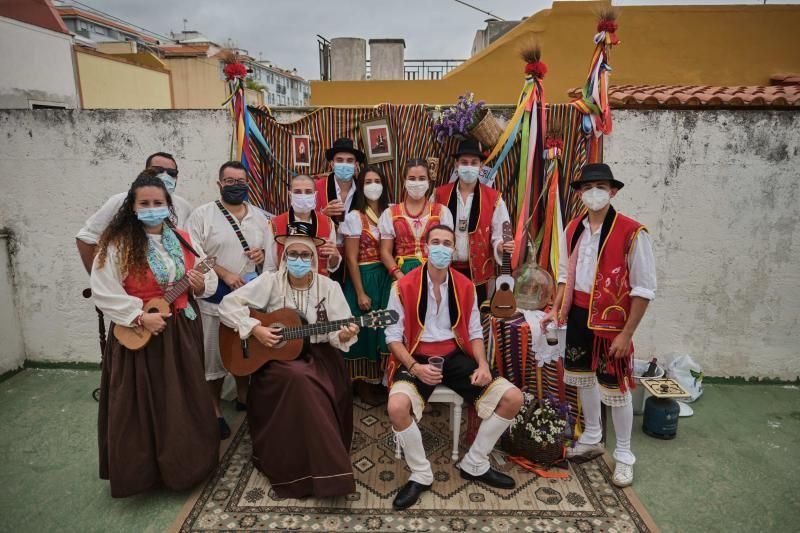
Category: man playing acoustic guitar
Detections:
[{"x1": 218, "y1": 222, "x2": 359, "y2": 499}]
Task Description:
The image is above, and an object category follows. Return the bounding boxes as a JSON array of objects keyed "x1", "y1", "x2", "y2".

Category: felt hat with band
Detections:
[
  {"x1": 274, "y1": 221, "x2": 325, "y2": 246},
  {"x1": 569, "y1": 163, "x2": 625, "y2": 190},
  {"x1": 452, "y1": 138, "x2": 486, "y2": 160},
  {"x1": 325, "y1": 137, "x2": 366, "y2": 163}
]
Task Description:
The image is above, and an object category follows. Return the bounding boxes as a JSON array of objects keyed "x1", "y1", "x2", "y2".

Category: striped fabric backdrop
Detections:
[{"x1": 247, "y1": 104, "x2": 597, "y2": 225}]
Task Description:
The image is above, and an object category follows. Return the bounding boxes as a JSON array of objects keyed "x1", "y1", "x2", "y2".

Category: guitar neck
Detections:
[
  {"x1": 282, "y1": 316, "x2": 362, "y2": 340},
  {"x1": 500, "y1": 251, "x2": 512, "y2": 275},
  {"x1": 163, "y1": 277, "x2": 191, "y2": 304}
]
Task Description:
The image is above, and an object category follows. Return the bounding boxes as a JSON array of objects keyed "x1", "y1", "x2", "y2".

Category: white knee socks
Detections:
[
  {"x1": 611, "y1": 402, "x2": 635, "y2": 465},
  {"x1": 578, "y1": 383, "x2": 603, "y2": 445},
  {"x1": 459, "y1": 413, "x2": 513, "y2": 476},
  {"x1": 394, "y1": 421, "x2": 434, "y2": 485}
]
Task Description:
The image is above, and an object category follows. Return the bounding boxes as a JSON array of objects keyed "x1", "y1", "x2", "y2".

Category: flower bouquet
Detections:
[
  {"x1": 504, "y1": 392, "x2": 569, "y2": 464},
  {"x1": 433, "y1": 92, "x2": 503, "y2": 148}
]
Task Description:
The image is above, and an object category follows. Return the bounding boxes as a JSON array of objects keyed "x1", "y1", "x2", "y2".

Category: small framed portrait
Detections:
[
  {"x1": 292, "y1": 135, "x2": 311, "y2": 167},
  {"x1": 426, "y1": 157, "x2": 440, "y2": 180},
  {"x1": 360, "y1": 118, "x2": 394, "y2": 164}
]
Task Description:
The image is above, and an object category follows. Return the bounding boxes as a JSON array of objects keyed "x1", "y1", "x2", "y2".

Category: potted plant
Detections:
[
  {"x1": 433, "y1": 92, "x2": 503, "y2": 148},
  {"x1": 504, "y1": 392, "x2": 570, "y2": 464}
]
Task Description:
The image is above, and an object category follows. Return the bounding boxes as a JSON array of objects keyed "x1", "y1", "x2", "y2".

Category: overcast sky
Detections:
[{"x1": 74, "y1": 0, "x2": 794, "y2": 80}]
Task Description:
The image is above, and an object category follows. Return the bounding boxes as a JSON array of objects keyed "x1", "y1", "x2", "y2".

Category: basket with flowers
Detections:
[{"x1": 504, "y1": 392, "x2": 570, "y2": 464}]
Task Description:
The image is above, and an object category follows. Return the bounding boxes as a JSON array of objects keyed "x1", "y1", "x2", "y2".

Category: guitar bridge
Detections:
[{"x1": 241, "y1": 339, "x2": 249, "y2": 359}]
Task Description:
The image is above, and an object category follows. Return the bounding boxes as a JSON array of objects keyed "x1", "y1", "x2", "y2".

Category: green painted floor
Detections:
[{"x1": 0, "y1": 370, "x2": 797, "y2": 532}]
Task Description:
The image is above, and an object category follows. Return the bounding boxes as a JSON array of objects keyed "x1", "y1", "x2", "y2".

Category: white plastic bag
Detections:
[{"x1": 666, "y1": 354, "x2": 704, "y2": 402}]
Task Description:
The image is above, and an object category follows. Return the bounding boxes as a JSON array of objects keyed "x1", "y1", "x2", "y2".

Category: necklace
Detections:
[
  {"x1": 404, "y1": 199, "x2": 427, "y2": 219},
  {"x1": 404, "y1": 199, "x2": 428, "y2": 235},
  {"x1": 288, "y1": 274, "x2": 314, "y2": 317}
]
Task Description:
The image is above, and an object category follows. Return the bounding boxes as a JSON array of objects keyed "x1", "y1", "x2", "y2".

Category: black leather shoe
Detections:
[
  {"x1": 392, "y1": 480, "x2": 432, "y2": 510},
  {"x1": 218, "y1": 417, "x2": 231, "y2": 440},
  {"x1": 460, "y1": 467, "x2": 515, "y2": 489},
  {"x1": 235, "y1": 400, "x2": 248, "y2": 412}
]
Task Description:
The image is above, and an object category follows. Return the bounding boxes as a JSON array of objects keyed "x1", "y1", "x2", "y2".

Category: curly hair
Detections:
[{"x1": 95, "y1": 169, "x2": 176, "y2": 277}]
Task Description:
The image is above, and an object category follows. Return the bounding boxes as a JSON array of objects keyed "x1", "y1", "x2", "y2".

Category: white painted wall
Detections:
[
  {"x1": 605, "y1": 110, "x2": 800, "y2": 380},
  {"x1": 0, "y1": 232, "x2": 25, "y2": 374},
  {"x1": 0, "y1": 109, "x2": 229, "y2": 365},
  {"x1": 0, "y1": 108, "x2": 797, "y2": 379},
  {"x1": 0, "y1": 16, "x2": 79, "y2": 109}
]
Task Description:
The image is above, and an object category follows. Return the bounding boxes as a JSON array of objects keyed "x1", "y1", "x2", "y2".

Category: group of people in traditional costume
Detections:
[{"x1": 77, "y1": 135, "x2": 655, "y2": 504}]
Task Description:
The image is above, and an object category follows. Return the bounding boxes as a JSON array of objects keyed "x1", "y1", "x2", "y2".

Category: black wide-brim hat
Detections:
[
  {"x1": 452, "y1": 138, "x2": 486, "y2": 160},
  {"x1": 569, "y1": 163, "x2": 625, "y2": 190},
  {"x1": 325, "y1": 137, "x2": 366, "y2": 163},
  {"x1": 274, "y1": 221, "x2": 326, "y2": 246}
]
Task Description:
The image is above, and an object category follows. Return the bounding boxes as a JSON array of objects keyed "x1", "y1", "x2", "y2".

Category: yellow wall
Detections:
[
  {"x1": 165, "y1": 57, "x2": 227, "y2": 109},
  {"x1": 76, "y1": 50, "x2": 172, "y2": 109},
  {"x1": 311, "y1": 1, "x2": 800, "y2": 106}
]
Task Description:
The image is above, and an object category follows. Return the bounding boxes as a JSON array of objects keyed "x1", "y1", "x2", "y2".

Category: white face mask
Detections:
[
  {"x1": 291, "y1": 192, "x2": 316, "y2": 214},
  {"x1": 363, "y1": 183, "x2": 383, "y2": 201},
  {"x1": 581, "y1": 187, "x2": 611, "y2": 212},
  {"x1": 405, "y1": 180, "x2": 428, "y2": 200},
  {"x1": 457, "y1": 165, "x2": 480, "y2": 184}
]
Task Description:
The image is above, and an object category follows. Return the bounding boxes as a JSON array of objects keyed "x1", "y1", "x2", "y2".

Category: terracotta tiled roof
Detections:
[
  {"x1": 1, "y1": 0, "x2": 70, "y2": 35},
  {"x1": 159, "y1": 44, "x2": 213, "y2": 57},
  {"x1": 568, "y1": 83, "x2": 800, "y2": 108}
]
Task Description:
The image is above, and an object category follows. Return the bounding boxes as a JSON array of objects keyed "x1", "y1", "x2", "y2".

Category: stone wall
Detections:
[{"x1": 0, "y1": 108, "x2": 797, "y2": 379}]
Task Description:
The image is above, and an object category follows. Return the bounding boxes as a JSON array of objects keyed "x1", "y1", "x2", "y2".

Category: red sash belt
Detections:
[
  {"x1": 414, "y1": 339, "x2": 458, "y2": 357},
  {"x1": 574, "y1": 290, "x2": 591, "y2": 309}
]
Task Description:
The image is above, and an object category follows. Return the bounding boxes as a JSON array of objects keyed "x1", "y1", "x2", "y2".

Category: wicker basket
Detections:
[
  {"x1": 502, "y1": 430, "x2": 564, "y2": 465},
  {"x1": 469, "y1": 109, "x2": 504, "y2": 149}
]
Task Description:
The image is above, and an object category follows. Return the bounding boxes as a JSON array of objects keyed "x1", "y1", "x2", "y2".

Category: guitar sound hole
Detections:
[
  {"x1": 500, "y1": 283, "x2": 510, "y2": 291},
  {"x1": 146, "y1": 307, "x2": 160, "y2": 314}
]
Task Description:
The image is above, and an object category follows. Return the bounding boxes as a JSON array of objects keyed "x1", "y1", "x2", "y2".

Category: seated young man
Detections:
[{"x1": 384, "y1": 224, "x2": 523, "y2": 510}]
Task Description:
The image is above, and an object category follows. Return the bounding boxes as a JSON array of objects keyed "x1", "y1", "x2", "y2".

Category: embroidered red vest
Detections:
[
  {"x1": 562, "y1": 211, "x2": 646, "y2": 332},
  {"x1": 385, "y1": 265, "x2": 476, "y2": 386},
  {"x1": 390, "y1": 202, "x2": 445, "y2": 259},
  {"x1": 356, "y1": 212, "x2": 381, "y2": 263},
  {"x1": 270, "y1": 210, "x2": 335, "y2": 276},
  {"x1": 122, "y1": 229, "x2": 195, "y2": 312},
  {"x1": 314, "y1": 174, "x2": 334, "y2": 211},
  {"x1": 434, "y1": 181, "x2": 500, "y2": 285}
]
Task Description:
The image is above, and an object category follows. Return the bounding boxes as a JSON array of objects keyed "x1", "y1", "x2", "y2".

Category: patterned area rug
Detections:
[{"x1": 172, "y1": 399, "x2": 657, "y2": 532}]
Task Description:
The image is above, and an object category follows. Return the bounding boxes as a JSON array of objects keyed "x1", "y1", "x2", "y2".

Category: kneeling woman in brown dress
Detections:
[
  {"x1": 91, "y1": 170, "x2": 220, "y2": 498},
  {"x1": 219, "y1": 222, "x2": 359, "y2": 498}
]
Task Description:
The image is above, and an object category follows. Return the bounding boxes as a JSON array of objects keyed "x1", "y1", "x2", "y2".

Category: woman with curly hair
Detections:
[{"x1": 91, "y1": 169, "x2": 220, "y2": 498}]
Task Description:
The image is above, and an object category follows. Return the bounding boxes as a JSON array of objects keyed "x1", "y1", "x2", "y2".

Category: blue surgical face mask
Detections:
[
  {"x1": 427, "y1": 244, "x2": 453, "y2": 270},
  {"x1": 158, "y1": 173, "x2": 177, "y2": 195},
  {"x1": 287, "y1": 256, "x2": 312, "y2": 278},
  {"x1": 137, "y1": 206, "x2": 170, "y2": 227},
  {"x1": 457, "y1": 165, "x2": 480, "y2": 184},
  {"x1": 333, "y1": 162, "x2": 355, "y2": 181}
]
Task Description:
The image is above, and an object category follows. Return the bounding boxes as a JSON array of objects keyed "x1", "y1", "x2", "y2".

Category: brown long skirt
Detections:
[
  {"x1": 248, "y1": 342, "x2": 355, "y2": 499},
  {"x1": 98, "y1": 306, "x2": 219, "y2": 498}
]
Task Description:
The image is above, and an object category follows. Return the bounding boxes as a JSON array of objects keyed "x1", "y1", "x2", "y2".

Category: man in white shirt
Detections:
[
  {"x1": 186, "y1": 161, "x2": 274, "y2": 440},
  {"x1": 434, "y1": 139, "x2": 513, "y2": 305},
  {"x1": 541, "y1": 163, "x2": 657, "y2": 488},
  {"x1": 384, "y1": 225, "x2": 523, "y2": 510},
  {"x1": 76, "y1": 152, "x2": 193, "y2": 273}
]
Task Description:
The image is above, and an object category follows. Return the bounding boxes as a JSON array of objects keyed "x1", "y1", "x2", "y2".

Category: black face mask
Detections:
[{"x1": 221, "y1": 184, "x2": 248, "y2": 205}]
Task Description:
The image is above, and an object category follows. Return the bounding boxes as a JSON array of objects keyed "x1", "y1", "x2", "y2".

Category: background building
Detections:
[
  {"x1": 311, "y1": 0, "x2": 800, "y2": 105},
  {"x1": 0, "y1": 0, "x2": 79, "y2": 109}
]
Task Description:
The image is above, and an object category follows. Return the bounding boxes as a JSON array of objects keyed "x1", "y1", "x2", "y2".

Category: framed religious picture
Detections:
[
  {"x1": 292, "y1": 135, "x2": 311, "y2": 167},
  {"x1": 360, "y1": 118, "x2": 394, "y2": 164},
  {"x1": 426, "y1": 157, "x2": 440, "y2": 180}
]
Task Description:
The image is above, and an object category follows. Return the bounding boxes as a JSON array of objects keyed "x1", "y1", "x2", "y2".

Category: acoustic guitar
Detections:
[
  {"x1": 113, "y1": 256, "x2": 217, "y2": 350},
  {"x1": 219, "y1": 307, "x2": 398, "y2": 376},
  {"x1": 490, "y1": 221, "x2": 517, "y2": 318}
]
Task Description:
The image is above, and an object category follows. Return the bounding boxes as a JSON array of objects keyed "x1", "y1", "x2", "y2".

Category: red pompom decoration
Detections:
[
  {"x1": 525, "y1": 61, "x2": 548, "y2": 78},
  {"x1": 597, "y1": 20, "x2": 618, "y2": 33},
  {"x1": 544, "y1": 138, "x2": 564, "y2": 150},
  {"x1": 223, "y1": 62, "x2": 248, "y2": 81}
]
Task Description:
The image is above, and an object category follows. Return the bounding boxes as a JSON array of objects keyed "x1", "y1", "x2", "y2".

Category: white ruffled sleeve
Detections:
[
  {"x1": 90, "y1": 246, "x2": 144, "y2": 327},
  {"x1": 218, "y1": 271, "x2": 277, "y2": 339}
]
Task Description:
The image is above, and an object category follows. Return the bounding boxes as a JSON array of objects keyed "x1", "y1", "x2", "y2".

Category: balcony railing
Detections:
[{"x1": 366, "y1": 59, "x2": 465, "y2": 81}]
